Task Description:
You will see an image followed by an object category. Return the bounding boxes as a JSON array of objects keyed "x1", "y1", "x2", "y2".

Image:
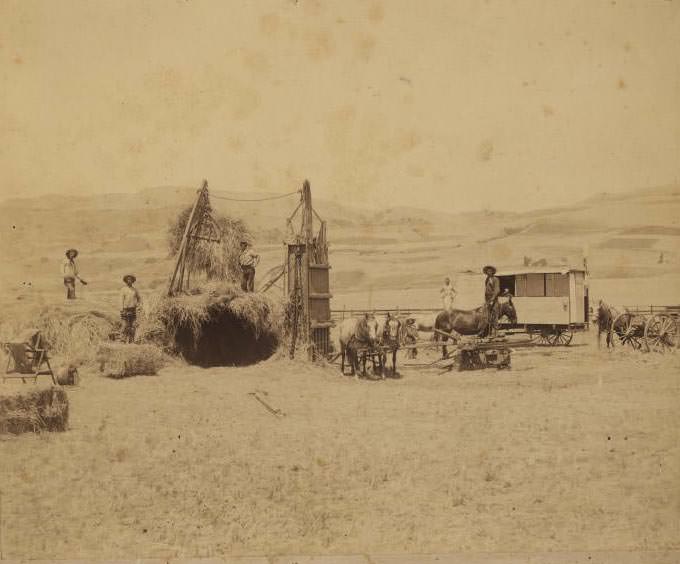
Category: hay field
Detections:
[
  {"x1": 1, "y1": 331, "x2": 678, "y2": 560},
  {"x1": 0, "y1": 185, "x2": 679, "y2": 559}
]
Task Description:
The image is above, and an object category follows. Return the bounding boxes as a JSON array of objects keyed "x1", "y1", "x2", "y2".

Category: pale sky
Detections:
[{"x1": 1, "y1": 0, "x2": 678, "y2": 212}]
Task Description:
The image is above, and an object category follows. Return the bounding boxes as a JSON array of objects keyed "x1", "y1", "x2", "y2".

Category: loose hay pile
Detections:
[
  {"x1": 96, "y1": 343, "x2": 166, "y2": 378},
  {"x1": 0, "y1": 386, "x2": 69, "y2": 434},
  {"x1": 0, "y1": 302, "x2": 117, "y2": 370},
  {"x1": 153, "y1": 282, "x2": 284, "y2": 367}
]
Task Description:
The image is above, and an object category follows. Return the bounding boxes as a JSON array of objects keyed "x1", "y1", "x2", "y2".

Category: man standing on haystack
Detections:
[
  {"x1": 120, "y1": 274, "x2": 141, "y2": 343},
  {"x1": 61, "y1": 248, "x2": 87, "y2": 300},
  {"x1": 481, "y1": 265, "x2": 500, "y2": 336},
  {"x1": 239, "y1": 240, "x2": 259, "y2": 292}
]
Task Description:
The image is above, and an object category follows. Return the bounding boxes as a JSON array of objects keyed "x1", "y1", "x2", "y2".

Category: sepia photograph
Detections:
[{"x1": 0, "y1": 1, "x2": 678, "y2": 563}]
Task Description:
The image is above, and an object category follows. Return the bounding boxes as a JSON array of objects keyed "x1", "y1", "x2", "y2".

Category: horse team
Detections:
[
  {"x1": 338, "y1": 313, "x2": 418, "y2": 379},
  {"x1": 337, "y1": 295, "x2": 519, "y2": 378}
]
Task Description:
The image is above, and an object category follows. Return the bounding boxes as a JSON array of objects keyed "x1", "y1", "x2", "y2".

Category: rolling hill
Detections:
[{"x1": 0, "y1": 184, "x2": 678, "y2": 306}]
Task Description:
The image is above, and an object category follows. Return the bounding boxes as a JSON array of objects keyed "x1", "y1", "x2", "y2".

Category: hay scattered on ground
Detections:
[
  {"x1": 0, "y1": 386, "x2": 69, "y2": 434},
  {"x1": 96, "y1": 343, "x2": 167, "y2": 378}
]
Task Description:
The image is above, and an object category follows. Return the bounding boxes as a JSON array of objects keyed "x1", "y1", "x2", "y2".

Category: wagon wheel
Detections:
[
  {"x1": 547, "y1": 327, "x2": 573, "y2": 346},
  {"x1": 644, "y1": 314, "x2": 678, "y2": 353},
  {"x1": 529, "y1": 328, "x2": 553, "y2": 345},
  {"x1": 610, "y1": 312, "x2": 645, "y2": 350}
]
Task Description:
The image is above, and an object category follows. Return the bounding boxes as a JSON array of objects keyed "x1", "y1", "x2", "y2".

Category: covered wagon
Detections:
[{"x1": 496, "y1": 267, "x2": 589, "y2": 345}]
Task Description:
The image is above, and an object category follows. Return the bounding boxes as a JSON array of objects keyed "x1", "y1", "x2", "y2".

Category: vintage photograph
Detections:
[{"x1": 0, "y1": 1, "x2": 678, "y2": 563}]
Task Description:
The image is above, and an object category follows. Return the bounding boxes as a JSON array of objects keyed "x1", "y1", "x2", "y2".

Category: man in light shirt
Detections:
[
  {"x1": 61, "y1": 248, "x2": 87, "y2": 300},
  {"x1": 239, "y1": 240, "x2": 259, "y2": 292},
  {"x1": 440, "y1": 277, "x2": 457, "y2": 312},
  {"x1": 120, "y1": 274, "x2": 141, "y2": 343}
]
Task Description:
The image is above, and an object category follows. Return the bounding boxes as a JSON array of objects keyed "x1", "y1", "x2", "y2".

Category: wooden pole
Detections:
[
  {"x1": 302, "y1": 180, "x2": 313, "y2": 246},
  {"x1": 168, "y1": 179, "x2": 208, "y2": 296}
]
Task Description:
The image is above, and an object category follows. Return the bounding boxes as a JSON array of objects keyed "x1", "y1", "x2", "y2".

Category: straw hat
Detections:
[
  {"x1": 482, "y1": 265, "x2": 497, "y2": 275},
  {"x1": 122, "y1": 274, "x2": 136, "y2": 284},
  {"x1": 65, "y1": 248, "x2": 78, "y2": 258}
]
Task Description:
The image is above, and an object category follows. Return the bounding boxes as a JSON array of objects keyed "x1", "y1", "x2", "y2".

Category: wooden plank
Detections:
[
  {"x1": 571, "y1": 271, "x2": 585, "y2": 323},
  {"x1": 546, "y1": 273, "x2": 569, "y2": 297},
  {"x1": 512, "y1": 296, "x2": 570, "y2": 324},
  {"x1": 525, "y1": 273, "x2": 545, "y2": 297},
  {"x1": 515, "y1": 274, "x2": 527, "y2": 297}
]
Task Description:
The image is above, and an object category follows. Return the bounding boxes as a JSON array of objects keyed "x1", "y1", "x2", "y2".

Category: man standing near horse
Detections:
[
  {"x1": 239, "y1": 240, "x2": 260, "y2": 292},
  {"x1": 482, "y1": 265, "x2": 500, "y2": 336},
  {"x1": 440, "y1": 277, "x2": 457, "y2": 312},
  {"x1": 61, "y1": 248, "x2": 87, "y2": 300}
]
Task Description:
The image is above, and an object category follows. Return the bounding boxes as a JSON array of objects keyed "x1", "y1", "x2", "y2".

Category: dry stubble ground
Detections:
[{"x1": 0, "y1": 333, "x2": 678, "y2": 560}]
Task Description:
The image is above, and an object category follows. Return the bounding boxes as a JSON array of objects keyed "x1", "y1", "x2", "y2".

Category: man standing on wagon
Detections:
[
  {"x1": 239, "y1": 240, "x2": 260, "y2": 292},
  {"x1": 482, "y1": 265, "x2": 500, "y2": 336},
  {"x1": 440, "y1": 276, "x2": 457, "y2": 312},
  {"x1": 61, "y1": 248, "x2": 87, "y2": 300}
]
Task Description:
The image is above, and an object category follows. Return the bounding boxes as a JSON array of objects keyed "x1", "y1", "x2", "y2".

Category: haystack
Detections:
[
  {"x1": 168, "y1": 204, "x2": 250, "y2": 284},
  {"x1": 155, "y1": 282, "x2": 284, "y2": 367},
  {"x1": 0, "y1": 386, "x2": 69, "y2": 434},
  {"x1": 0, "y1": 302, "x2": 117, "y2": 369},
  {"x1": 96, "y1": 343, "x2": 166, "y2": 378}
]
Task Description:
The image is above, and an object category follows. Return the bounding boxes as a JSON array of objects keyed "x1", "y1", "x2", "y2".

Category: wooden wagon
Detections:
[
  {"x1": 496, "y1": 267, "x2": 589, "y2": 345},
  {"x1": 605, "y1": 304, "x2": 678, "y2": 353}
]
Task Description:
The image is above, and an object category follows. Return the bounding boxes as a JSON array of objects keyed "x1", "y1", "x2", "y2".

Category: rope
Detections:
[{"x1": 210, "y1": 190, "x2": 300, "y2": 202}]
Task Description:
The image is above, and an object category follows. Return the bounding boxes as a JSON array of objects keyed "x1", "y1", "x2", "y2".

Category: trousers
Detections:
[
  {"x1": 64, "y1": 277, "x2": 76, "y2": 299},
  {"x1": 241, "y1": 265, "x2": 255, "y2": 292},
  {"x1": 120, "y1": 307, "x2": 137, "y2": 343}
]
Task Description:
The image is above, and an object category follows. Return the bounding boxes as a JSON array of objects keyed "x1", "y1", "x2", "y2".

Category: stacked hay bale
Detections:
[{"x1": 0, "y1": 386, "x2": 69, "y2": 434}]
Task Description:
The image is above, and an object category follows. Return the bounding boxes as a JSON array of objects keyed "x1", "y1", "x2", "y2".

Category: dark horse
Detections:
[
  {"x1": 596, "y1": 300, "x2": 639, "y2": 349},
  {"x1": 433, "y1": 298, "x2": 518, "y2": 358},
  {"x1": 377, "y1": 315, "x2": 402, "y2": 378},
  {"x1": 596, "y1": 300, "x2": 617, "y2": 348}
]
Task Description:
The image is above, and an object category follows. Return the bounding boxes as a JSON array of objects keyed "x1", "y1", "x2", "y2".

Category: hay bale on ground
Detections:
[
  {"x1": 0, "y1": 386, "x2": 69, "y2": 434},
  {"x1": 96, "y1": 343, "x2": 166, "y2": 378}
]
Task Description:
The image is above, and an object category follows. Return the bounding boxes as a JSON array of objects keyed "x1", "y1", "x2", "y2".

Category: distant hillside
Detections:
[{"x1": 1, "y1": 184, "x2": 678, "y2": 299}]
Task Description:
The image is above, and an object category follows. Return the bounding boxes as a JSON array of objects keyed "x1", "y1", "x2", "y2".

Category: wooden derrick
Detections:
[
  {"x1": 167, "y1": 180, "x2": 222, "y2": 296},
  {"x1": 285, "y1": 180, "x2": 332, "y2": 360}
]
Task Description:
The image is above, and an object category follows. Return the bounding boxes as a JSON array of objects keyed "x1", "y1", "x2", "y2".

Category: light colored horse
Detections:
[{"x1": 338, "y1": 313, "x2": 378, "y2": 378}]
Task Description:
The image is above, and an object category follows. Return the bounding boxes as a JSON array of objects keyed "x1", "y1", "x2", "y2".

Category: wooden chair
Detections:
[{"x1": 2, "y1": 329, "x2": 56, "y2": 385}]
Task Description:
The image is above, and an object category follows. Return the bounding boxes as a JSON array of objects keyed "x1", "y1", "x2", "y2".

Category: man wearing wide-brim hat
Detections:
[
  {"x1": 120, "y1": 274, "x2": 141, "y2": 343},
  {"x1": 61, "y1": 248, "x2": 87, "y2": 300},
  {"x1": 482, "y1": 265, "x2": 500, "y2": 336}
]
